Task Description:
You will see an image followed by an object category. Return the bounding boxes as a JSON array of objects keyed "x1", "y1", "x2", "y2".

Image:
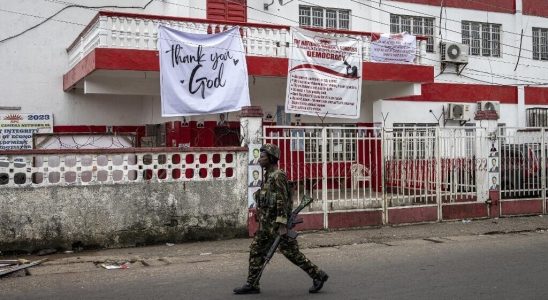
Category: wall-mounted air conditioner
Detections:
[
  {"x1": 441, "y1": 42, "x2": 469, "y2": 64},
  {"x1": 447, "y1": 103, "x2": 471, "y2": 120},
  {"x1": 477, "y1": 101, "x2": 500, "y2": 115}
]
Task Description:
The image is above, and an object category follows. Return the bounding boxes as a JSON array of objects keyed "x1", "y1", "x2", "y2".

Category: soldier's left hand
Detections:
[{"x1": 277, "y1": 223, "x2": 288, "y2": 236}]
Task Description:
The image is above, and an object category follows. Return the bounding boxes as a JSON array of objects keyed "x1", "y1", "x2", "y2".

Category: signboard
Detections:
[
  {"x1": 285, "y1": 27, "x2": 363, "y2": 119},
  {"x1": 158, "y1": 25, "x2": 251, "y2": 116},
  {"x1": 0, "y1": 113, "x2": 53, "y2": 150},
  {"x1": 370, "y1": 32, "x2": 416, "y2": 63}
]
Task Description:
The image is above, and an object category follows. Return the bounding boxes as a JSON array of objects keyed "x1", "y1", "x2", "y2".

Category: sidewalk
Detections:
[{"x1": 3, "y1": 215, "x2": 548, "y2": 277}]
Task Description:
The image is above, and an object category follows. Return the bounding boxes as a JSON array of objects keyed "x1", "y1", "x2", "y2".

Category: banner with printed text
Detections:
[
  {"x1": 0, "y1": 113, "x2": 53, "y2": 150},
  {"x1": 285, "y1": 27, "x2": 363, "y2": 119},
  {"x1": 158, "y1": 25, "x2": 250, "y2": 116},
  {"x1": 370, "y1": 32, "x2": 416, "y2": 63}
]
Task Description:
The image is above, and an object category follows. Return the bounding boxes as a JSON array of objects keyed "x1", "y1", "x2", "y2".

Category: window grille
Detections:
[
  {"x1": 299, "y1": 6, "x2": 351, "y2": 30},
  {"x1": 462, "y1": 21, "x2": 501, "y2": 57},
  {"x1": 390, "y1": 14, "x2": 435, "y2": 53}
]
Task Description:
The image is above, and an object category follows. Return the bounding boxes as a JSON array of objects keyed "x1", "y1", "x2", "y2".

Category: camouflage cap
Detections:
[{"x1": 260, "y1": 143, "x2": 280, "y2": 159}]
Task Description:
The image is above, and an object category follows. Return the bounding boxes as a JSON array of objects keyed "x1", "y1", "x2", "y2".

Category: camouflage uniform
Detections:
[{"x1": 247, "y1": 165, "x2": 321, "y2": 287}]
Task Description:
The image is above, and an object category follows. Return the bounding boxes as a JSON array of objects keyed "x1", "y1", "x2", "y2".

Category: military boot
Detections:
[
  {"x1": 233, "y1": 283, "x2": 260, "y2": 294},
  {"x1": 309, "y1": 271, "x2": 329, "y2": 293}
]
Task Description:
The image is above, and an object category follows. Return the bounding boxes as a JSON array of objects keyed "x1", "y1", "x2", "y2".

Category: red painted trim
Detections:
[
  {"x1": 394, "y1": 83, "x2": 518, "y2": 103},
  {"x1": 54, "y1": 125, "x2": 107, "y2": 133},
  {"x1": 363, "y1": 62, "x2": 434, "y2": 83},
  {"x1": 388, "y1": 206, "x2": 438, "y2": 224},
  {"x1": 63, "y1": 49, "x2": 434, "y2": 89},
  {"x1": 0, "y1": 146, "x2": 247, "y2": 156},
  {"x1": 95, "y1": 48, "x2": 159, "y2": 71},
  {"x1": 501, "y1": 199, "x2": 543, "y2": 216},
  {"x1": 390, "y1": 0, "x2": 516, "y2": 14},
  {"x1": 522, "y1": 0, "x2": 548, "y2": 18},
  {"x1": 63, "y1": 50, "x2": 97, "y2": 91},
  {"x1": 525, "y1": 87, "x2": 548, "y2": 105},
  {"x1": 442, "y1": 203, "x2": 488, "y2": 220},
  {"x1": 328, "y1": 211, "x2": 383, "y2": 228},
  {"x1": 294, "y1": 214, "x2": 324, "y2": 231}
]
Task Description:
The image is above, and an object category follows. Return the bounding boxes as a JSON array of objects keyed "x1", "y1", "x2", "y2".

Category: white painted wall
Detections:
[{"x1": 0, "y1": 0, "x2": 206, "y2": 126}]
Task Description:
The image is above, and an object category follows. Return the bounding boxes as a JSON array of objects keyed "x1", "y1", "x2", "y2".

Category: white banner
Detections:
[
  {"x1": 158, "y1": 26, "x2": 250, "y2": 116},
  {"x1": 285, "y1": 27, "x2": 363, "y2": 119},
  {"x1": 0, "y1": 113, "x2": 53, "y2": 150},
  {"x1": 370, "y1": 32, "x2": 416, "y2": 63}
]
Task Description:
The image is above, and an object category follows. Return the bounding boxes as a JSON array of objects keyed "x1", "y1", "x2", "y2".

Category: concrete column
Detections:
[
  {"x1": 475, "y1": 117, "x2": 500, "y2": 217},
  {"x1": 239, "y1": 106, "x2": 263, "y2": 146}
]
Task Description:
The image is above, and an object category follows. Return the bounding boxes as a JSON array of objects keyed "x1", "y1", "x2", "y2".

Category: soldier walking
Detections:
[{"x1": 234, "y1": 143, "x2": 329, "y2": 294}]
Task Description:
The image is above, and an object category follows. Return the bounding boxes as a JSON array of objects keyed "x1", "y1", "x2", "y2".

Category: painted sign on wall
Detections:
[
  {"x1": 0, "y1": 113, "x2": 53, "y2": 150},
  {"x1": 285, "y1": 27, "x2": 363, "y2": 119}
]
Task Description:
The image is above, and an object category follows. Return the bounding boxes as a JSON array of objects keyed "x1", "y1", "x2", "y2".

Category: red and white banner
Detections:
[
  {"x1": 285, "y1": 27, "x2": 363, "y2": 119},
  {"x1": 370, "y1": 32, "x2": 416, "y2": 63}
]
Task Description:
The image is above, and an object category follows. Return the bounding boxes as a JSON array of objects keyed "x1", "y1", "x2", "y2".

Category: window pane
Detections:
[
  {"x1": 424, "y1": 18, "x2": 434, "y2": 53},
  {"x1": 481, "y1": 23, "x2": 491, "y2": 56},
  {"x1": 491, "y1": 24, "x2": 501, "y2": 57},
  {"x1": 541, "y1": 29, "x2": 548, "y2": 60},
  {"x1": 471, "y1": 22, "x2": 481, "y2": 56},
  {"x1": 326, "y1": 9, "x2": 337, "y2": 29},
  {"x1": 533, "y1": 29, "x2": 540, "y2": 60},
  {"x1": 339, "y1": 10, "x2": 350, "y2": 29},
  {"x1": 413, "y1": 17, "x2": 423, "y2": 35},
  {"x1": 390, "y1": 14, "x2": 400, "y2": 33},
  {"x1": 401, "y1": 16, "x2": 411, "y2": 33},
  {"x1": 462, "y1": 22, "x2": 470, "y2": 46},
  {"x1": 312, "y1": 8, "x2": 323, "y2": 27},
  {"x1": 299, "y1": 6, "x2": 310, "y2": 27}
]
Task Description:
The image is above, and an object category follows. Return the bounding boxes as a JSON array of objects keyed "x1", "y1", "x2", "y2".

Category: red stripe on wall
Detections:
[
  {"x1": 525, "y1": 87, "x2": 548, "y2": 105},
  {"x1": 390, "y1": 0, "x2": 516, "y2": 14},
  {"x1": 393, "y1": 83, "x2": 518, "y2": 104},
  {"x1": 522, "y1": 0, "x2": 548, "y2": 17}
]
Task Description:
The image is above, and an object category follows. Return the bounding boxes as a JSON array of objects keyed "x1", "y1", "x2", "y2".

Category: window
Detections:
[
  {"x1": 390, "y1": 14, "x2": 435, "y2": 53},
  {"x1": 462, "y1": 21, "x2": 501, "y2": 57},
  {"x1": 532, "y1": 28, "x2": 548, "y2": 61},
  {"x1": 299, "y1": 6, "x2": 351, "y2": 30},
  {"x1": 302, "y1": 125, "x2": 357, "y2": 162},
  {"x1": 392, "y1": 124, "x2": 437, "y2": 159}
]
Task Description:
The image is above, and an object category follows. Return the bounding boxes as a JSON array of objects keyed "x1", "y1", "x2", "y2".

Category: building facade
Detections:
[{"x1": 1, "y1": 0, "x2": 548, "y2": 145}]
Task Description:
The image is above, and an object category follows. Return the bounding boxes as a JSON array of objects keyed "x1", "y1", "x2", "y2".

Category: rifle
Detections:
[{"x1": 253, "y1": 194, "x2": 314, "y2": 285}]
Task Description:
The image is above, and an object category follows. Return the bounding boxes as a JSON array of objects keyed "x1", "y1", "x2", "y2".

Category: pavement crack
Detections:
[{"x1": 423, "y1": 238, "x2": 444, "y2": 244}]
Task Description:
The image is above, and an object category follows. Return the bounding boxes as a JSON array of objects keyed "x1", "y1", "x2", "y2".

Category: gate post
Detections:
[
  {"x1": 542, "y1": 128, "x2": 546, "y2": 214},
  {"x1": 475, "y1": 117, "x2": 499, "y2": 218},
  {"x1": 435, "y1": 127, "x2": 442, "y2": 221},
  {"x1": 239, "y1": 106, "x2": 263, "y2": 146},
  {"x1": 321, "y1": 127, "x2": 329, "y2": 229},
  {"x1": 381, "y1": 128, "x2": 387, "y2": 225}
]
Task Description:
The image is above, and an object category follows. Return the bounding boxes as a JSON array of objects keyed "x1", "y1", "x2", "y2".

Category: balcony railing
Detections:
[{"x1": 67, "y1": 11, "x2": 427, "y2": 69}]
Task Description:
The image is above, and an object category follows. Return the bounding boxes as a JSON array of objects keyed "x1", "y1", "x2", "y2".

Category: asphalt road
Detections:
[{"x1": 2, "y1": 231, "x2": 548, "y2": 300}]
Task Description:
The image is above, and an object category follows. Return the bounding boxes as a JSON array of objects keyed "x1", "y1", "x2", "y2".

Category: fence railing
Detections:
[
  {"x1": 0, "y1": 147, "x2": 245, "y2": 188},
  {"x1": 67, "y1": 11, "x2": 427, "y2": 68}
]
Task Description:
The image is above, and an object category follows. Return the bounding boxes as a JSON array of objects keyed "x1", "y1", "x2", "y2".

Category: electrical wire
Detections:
[{"x1": 0, "y1": 0, "x2": 154, "y2": 44}]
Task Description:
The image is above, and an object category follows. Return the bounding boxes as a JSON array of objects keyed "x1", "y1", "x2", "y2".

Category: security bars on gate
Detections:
[{"x1": 262, "y1": 126, "x2": 384, "y2": 227}]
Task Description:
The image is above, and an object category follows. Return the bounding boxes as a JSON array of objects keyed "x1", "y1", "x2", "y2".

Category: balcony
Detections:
[{"x1": 64, "y1": 11, "x2": 433, "y2": 97}]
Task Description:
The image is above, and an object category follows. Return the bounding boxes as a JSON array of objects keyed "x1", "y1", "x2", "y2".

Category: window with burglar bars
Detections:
[
  {"x1": 299, "y1": 6, "x2": 350, "y2": 30},
  {"x1": 533, "y1": 28, "x2": 548, "y2": 61},
  {"x1": 392, "y1": 124, "x2": 437, "y2": 159},
  {"x1": 462, "y1": 21, "x2": 501, "y2": 57},
  {"x1": 390, "y1": 14, "x2": 435, "y2": 53},
  {"x1": 304, "y1": 128, "x2": 357, "y2": 162}
]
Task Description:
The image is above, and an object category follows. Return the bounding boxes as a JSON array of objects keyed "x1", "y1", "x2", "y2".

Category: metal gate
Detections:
[
  {"x1": 263, "y1": 126, "x2": 383, "y2": 227},
  {"x1": 263, "y1": 125, "x2": 486, "y2": 228}
]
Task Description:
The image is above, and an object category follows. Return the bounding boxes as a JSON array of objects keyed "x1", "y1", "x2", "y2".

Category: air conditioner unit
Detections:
[
  {"x1": 477, "y1": 101, "x2": 500, "y2": 115},
  {"x1": 447, "y1": 103, "x2": 471, "y2": 120},
  {"x1": 441, "y1": 42, "x2": 469, "y2": 64}
]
